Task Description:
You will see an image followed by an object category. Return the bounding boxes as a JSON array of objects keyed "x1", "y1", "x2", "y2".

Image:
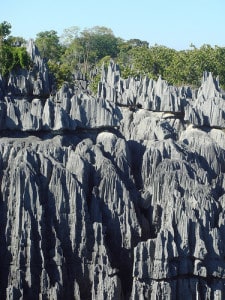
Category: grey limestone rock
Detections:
[
  {"x1": 185, "y1": 72, "x2": 225, "y2": 128},
  {"x1": 0, "y1": 135, "x2": 126, "y2": 299},
  {"x1": 98, "y1": 61, "x2": 186, "y2": 112},
  {"x1": 1, "y1": 52, "x2": 225, "y2": 299},
  {"x1": 0, "y1": 91, "x2": 122, "y2": 131}
]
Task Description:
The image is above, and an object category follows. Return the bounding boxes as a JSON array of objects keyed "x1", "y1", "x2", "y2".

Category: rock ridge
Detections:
[{"x1": 0, "y1": 43, "x2": 225, "y2": 299}]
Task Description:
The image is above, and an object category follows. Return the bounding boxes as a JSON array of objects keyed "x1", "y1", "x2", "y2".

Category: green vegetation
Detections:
[
  {"x1": 1, "y1": 21, "x2": 225, "y2": 91},
  {"x1": 0, "y1": 21, "x2": 30, "y2": 76},
  {"x1": 0, "y1": 21, "x2": 11, "y2": 46},
  {"x1": 117, "y1": 44, "x2": 225, "y2": 88},
  {"x1": 0, "y1": 45, "x2": 31, "y2": 76},
  {"x1": 35, "y1": 30, "x2": 63, "y2": 61}
]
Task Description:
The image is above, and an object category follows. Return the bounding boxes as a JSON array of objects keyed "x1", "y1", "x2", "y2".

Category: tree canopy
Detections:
[
  {"x1": 35, "y1": 30, "x2": 63, "y2": 61},
  {"x1": 0, "y1": 21, "x2": 30, "y2": 76},
  {"x1": 0, "y1": 21, "x2": 11, "y2": 43},
  {"x1": 1, "y1": 21, "x2": 225, "y2": 91},
  {"x1": 117, "y1": 43, "x2": 225, "y2": 88}
]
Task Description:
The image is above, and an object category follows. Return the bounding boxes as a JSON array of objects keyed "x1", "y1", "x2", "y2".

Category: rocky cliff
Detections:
[{"x1": 0, "y1": 42, "x2": 225, "y2": 299}]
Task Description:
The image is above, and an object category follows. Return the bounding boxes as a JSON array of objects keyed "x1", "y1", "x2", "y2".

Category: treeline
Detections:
[{"x1": 1, "y1": 21, "x2": 225, "y2": 91}]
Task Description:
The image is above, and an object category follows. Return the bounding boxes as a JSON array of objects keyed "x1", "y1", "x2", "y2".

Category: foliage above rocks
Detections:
[
  {"x1": 1, "y1": 21, "x2": 225, "y2": 92},
  {"x1": 0, "y1": 21, "x2": 30, "y2": 76}
]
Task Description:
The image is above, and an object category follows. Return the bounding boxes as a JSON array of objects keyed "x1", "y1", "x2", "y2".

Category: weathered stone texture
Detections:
[{"x1": 1, "y1": 45, "x2": 225, "y2": 299}]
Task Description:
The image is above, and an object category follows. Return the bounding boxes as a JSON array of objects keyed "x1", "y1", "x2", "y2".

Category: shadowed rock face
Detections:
[{"x1": 0, "y1": 44, "x2": 225, "y2": 299}]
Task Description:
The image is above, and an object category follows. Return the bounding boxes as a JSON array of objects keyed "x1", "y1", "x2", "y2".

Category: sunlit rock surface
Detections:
[
  {"x1": 185, "y1": 72, "x2": 225, "y2": 128},
  {"x1": 0, "y1": 45, "x2": 225, "y2": 299}
]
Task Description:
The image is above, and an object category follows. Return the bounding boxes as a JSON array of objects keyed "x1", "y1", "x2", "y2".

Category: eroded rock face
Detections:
[
  {"x1": 185, "y1": 72, "x2": 225, "y2": 128},
  {"x1": 1, "y1": 51, "x2": 225, "y2": 299},
  {"x1": 0, "y1": 135, "x2": 133, "y2": 299},
  {"x1": 98, "y1": 61, "x2": 187, "y2": 112},
  {"x1": 0, "y1": 93, "x2": 121, "y2": 131}
]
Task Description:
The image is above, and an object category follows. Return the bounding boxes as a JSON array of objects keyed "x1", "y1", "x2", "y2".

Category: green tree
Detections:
[
  {"x1": 214, "y1": 46, "x2": 225, "y2": 88},
  {"x1": 165, "y1": 50, "x2": 191, "y2": 86},
  {"x1": 0, "y1": 44, "x2": 14, "y2": 75},
  {"x1": 148, "y1": 45, "x2": 175, "y2": 78},
  {"x1": 0, "y1": 44, "x2": 30, "y2": 76},
  {"x1": 0, "y1": 21, "x2": 30, "y2": 76},
  {"x1": 12, "y1": 47, "x2": 31, "y2": 69},
  {"x1": 0, "y1": 21, "x2": 11, "y2": 44},
  {"x1": 61, "y1": 39, "x2": 83, "y2": 71},
  {"x1": 35, "y1": 30, "x2": 63, "y2": 61},
  {"x1": 118, "y1": 45, "x2": 153, "y2": 78},
  {"x1": 48, "y1": 60, "x2": 73, "y2": 88},
  {"x1": 117, "y1": 44, "x2": 176, "y2": 80},
  {"x1": 60, "y1": 26, "x2": 80, "y2": 46},
  {"x1": 0, "y1": 21, "x2": 12, "y2": 62},
  {"x1": 72, "y1": 26, "x2": 120, "y2": 73},
  {"x1": 59, "y1": 26, "x2": 120, "y2": 75}
]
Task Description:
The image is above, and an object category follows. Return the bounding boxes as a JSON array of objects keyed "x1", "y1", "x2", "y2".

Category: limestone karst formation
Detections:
[{"x1": 0, "y1": 41, "x2": 225, "y2": 299}]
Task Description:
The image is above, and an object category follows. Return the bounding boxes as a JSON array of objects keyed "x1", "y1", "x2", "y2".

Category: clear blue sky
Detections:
[{"x1": 1, "y1": 0, "x2": 225, "y2": 50}]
